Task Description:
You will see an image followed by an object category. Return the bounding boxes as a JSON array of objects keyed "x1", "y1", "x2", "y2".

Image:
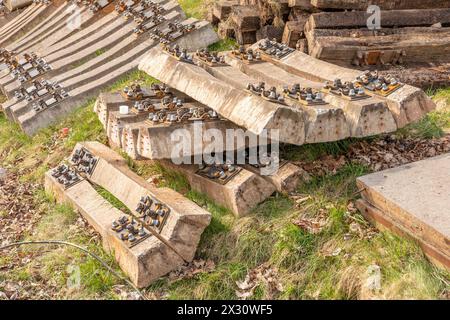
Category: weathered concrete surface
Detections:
[
  {"x1": 252, "y1": 43, "x2": 436, "y2": 129},
  {"x1": 140, "y1": 41, "x2": 428, "y2": 146},
  {"x1": 16, "y1": 19, "x2": 218, "y2": 135},
  {"x1": 139, "y1": 47, "x2": 308, "y2": 145},
  {"x1": 44, "y1": 141, "x2": 211, "y2": 287},
  {"x1": 356, "y1": 153, "x2": 450, "y2": 271},
  {"x1": 159, "y1": 159, "x2": 276, "y2": 217},
  {"x1": 137, "y1": 118, "x2": 246, "y2": 161},
  {"x1": 223, "y1": 53, "x2": 396, "y2": 140}
]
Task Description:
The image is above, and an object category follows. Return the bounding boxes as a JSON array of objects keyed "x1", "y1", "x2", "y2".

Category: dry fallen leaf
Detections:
[
  {"x1": 292, "y1": 209, "x2": 329, "y2": 234},
  {"x1": 168, "y1": 259, "x2": 215, "y2": 283}
]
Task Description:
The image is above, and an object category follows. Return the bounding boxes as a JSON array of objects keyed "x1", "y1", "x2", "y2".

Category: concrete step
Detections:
[{"x1": 356, "y1": 153, "x2": 450, "y2": 271}]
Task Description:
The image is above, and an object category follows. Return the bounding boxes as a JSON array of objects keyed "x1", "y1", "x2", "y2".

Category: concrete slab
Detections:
[
  {"x1": 356, "y1": 153, "x2": 450, "y2": 271},
  {"x1": 356, "y1": 199, "x2": 449, "y2": 272}
]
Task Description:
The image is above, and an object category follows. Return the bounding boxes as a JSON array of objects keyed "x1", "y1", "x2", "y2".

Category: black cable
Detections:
[{"x1": 0, "y1": 240, "x2": 147, "y2": 300}]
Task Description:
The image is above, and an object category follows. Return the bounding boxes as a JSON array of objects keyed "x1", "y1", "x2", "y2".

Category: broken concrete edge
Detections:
[
  {"x1": 138, "y1": 46, "x2": 307, "y2": 145},
  {"x1": 355, "y1": 199, "x2": 449, "y2": 272},
  {"x1": 242, "y1": 162, "x2": 310, "y2": 194}
]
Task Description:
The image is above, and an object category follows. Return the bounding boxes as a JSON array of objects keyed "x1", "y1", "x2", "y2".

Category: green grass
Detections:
[
  {"x1": 434, "y1": 87, "x2": 450, "y2": 105},
  {"x1": 397, "y1": 110, "x2": 450, "y2": 139},
  {"x1": 178, "y1": 0, "x2": 208, "y2": 19},
  {"x1": 95, "y1": 49, "x2": 106, "y2": 57}
]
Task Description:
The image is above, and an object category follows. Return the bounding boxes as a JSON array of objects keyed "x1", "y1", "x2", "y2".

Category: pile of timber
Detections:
[
  {"x1": 304, "y1": 8, "x2": 450, "y2": 88},
  {"x1": 0, "y1": 0, "x2": 218, "y2": 135},
  {"x1": 210, "y1": 0, "x2": 312, "y2": 45},
  {"x1": 209, "y1": 0, "x2": 450, "y2": 88}
]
